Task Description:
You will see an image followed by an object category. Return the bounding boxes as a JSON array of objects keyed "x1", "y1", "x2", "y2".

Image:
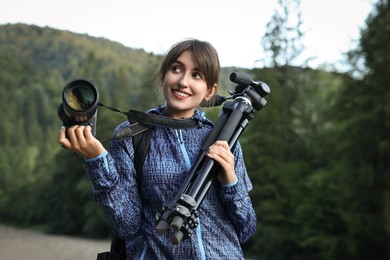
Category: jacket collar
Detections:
[{"x1": 148, "y1": 105, "x2": 214, "y2": 127}]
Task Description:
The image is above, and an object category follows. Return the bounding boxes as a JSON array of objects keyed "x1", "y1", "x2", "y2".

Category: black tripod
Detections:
[{"x1": 155, "y1": 72, "x2": 271, "y2": 244}]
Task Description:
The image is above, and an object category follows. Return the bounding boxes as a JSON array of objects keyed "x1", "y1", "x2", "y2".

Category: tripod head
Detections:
[
  {"x1": 229, "y1": 72, "x2": 270, "y2": 111},
  {"x1": 200, "y1": 72, "x2": 270, "y2": 110}
]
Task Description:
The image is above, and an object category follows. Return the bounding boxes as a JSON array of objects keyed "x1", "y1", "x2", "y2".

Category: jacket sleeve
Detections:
[
  {"x1": 85, "y1": 135, "x2": 142, "y2": 239},
  {"x1": 218, "y1": 142, "x2": 257, "y2": 243}
]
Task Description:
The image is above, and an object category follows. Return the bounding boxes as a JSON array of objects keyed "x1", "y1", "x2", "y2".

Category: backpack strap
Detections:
[
  {"x1": 97, "y1": 127, "x2": 153, "y2": 260},
  {"x1": 132, "y1": 126, "x2": 153, "y2": 188}
]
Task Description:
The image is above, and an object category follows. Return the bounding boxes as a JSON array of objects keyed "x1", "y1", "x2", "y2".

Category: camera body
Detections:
[{"x1": 58, "y1": 79, "x2": 99, "y2": 136}]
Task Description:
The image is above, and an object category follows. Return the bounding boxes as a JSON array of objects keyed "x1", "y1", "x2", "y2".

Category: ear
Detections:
[{"x1": 204, "y1": 84, "x2": 218, "y2": 101}]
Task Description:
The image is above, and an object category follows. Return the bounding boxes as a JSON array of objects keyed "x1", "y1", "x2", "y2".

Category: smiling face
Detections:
[{"x1": 162, "y1": 50, "x2": 217, "y2": 119}]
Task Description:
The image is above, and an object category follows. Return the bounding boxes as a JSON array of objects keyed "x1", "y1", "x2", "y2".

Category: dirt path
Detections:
[{"x1": 0, "y1": 225, "x2": 110, "y2": 260}]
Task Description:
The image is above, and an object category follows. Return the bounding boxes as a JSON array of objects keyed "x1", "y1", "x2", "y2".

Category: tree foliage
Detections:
[{"x1": 241, "y1": 0, "x2": 390, "y2": 259}]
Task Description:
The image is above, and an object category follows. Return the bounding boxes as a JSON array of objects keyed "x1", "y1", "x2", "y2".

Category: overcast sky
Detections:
[{"x1": 0, "y1": 0, "x2": 374, "y2": 70}]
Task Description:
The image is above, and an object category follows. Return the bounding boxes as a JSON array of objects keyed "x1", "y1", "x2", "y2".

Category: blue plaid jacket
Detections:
[{"x1": 85, "y1": 106, "x2": 256, "y2": 259}]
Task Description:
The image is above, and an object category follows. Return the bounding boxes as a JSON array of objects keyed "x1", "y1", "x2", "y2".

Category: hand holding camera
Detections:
[{"x1": 58, "y1": 79, "x2": 106, "y2": 158}]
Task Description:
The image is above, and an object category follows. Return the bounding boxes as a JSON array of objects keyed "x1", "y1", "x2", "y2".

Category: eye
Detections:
[
  {"x1": 192, "y1": 71, "x2": 203, "y2": 80},
  {"x1": 170, "y1": 64, "x2": 182, "y2": 73}
]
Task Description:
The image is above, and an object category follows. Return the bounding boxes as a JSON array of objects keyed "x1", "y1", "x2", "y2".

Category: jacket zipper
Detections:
[{"x1": 175, "y1": 129, "x2": 206, "y2": 260}]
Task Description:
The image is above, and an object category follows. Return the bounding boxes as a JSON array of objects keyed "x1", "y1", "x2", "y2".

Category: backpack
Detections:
[{"x1": 96, "y1": 127, "x2": 153, "y2": 260}]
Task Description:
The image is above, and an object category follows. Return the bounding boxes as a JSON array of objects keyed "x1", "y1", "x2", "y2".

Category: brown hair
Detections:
[{"x1": 158, "y1": 39, "x2": 220, "y2": 90}]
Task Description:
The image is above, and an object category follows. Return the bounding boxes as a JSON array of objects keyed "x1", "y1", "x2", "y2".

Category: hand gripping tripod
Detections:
[{"x1": 155, "y1": 72, "x2": 271, "y2": 244}]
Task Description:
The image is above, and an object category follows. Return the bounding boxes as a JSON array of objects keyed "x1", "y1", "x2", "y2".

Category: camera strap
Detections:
[{"x1": 98, "y1": 103, "x2": 200, "y2": 139}]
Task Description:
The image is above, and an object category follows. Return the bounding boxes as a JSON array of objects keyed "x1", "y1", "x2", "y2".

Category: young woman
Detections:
[{"x1": 59, "y1": 39, "x2": 256, "y2": 259}]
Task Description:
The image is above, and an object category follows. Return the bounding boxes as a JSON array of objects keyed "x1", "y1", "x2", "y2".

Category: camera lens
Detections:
[
  {"x1": 61, "y1": 79, "x2": 99, "y2": 123},
  {"x1": 58, "y1": 79, "x2": 99, "y2": 135},
  {"x1": 66, "y1": 84, "x2": 96, "y2": 111}
]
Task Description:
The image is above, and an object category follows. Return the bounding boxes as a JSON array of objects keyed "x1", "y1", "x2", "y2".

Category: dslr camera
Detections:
[{"x1": 58, "y1": 79, "x2": 99, "y2": 136}]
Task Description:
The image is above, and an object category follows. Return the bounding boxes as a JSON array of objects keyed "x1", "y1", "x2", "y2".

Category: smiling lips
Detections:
[{"x1": 173, "y1": 89, "x2": 191, "y2": 99}]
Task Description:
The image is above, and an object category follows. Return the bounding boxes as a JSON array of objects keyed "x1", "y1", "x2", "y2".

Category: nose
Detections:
[{"x1": 178, "y1": 73, "x2": 190, "y2": 88}]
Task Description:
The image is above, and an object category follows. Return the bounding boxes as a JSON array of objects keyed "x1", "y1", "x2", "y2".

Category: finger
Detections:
[
  {"x1": 214, "y1": 140, "x2": 230, "y2": 149},
  {"x1": 208, "y1": 146, "x2": 233, "y2": 164},
  {"x1": 208, "y1": 152, "x2": 227, "y2": 165},
  {"x1": 58, "y1": 126, "x2": 66, "y2": 139},
  {"x1": 74, "y1": 125, "x2": 90, "y2": 146},
  {"x1": 79, "y1": 125, "x2": 94, "y2": 148},
  {"x1": 83, "y1": 125, "x2": 94, "y2": 140},
  {"x1": 209, "y1": 143, "x2": 233, "y2": 158},
  {"x1": 211, "y1": 141, "x2": 230, "y2": 158},
  {"x1": 66, "y1": 125, "x2": 80, "y2": 146},
  {"x1": 58, "y1": 126, "x2": 71, "y2": 148}
]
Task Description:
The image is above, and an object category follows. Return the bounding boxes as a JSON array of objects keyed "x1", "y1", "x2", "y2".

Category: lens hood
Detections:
[{"x1": 62, "y1": 79, "x2": 99, "y2": 123}]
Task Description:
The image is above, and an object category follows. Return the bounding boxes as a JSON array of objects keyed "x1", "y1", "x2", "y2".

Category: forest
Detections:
[{"x1": 0, "y1": 0, "x2": 389, "y2": 259}]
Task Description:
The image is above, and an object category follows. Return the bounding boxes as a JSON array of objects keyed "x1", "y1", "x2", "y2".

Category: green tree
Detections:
[
  {"x1": 244, "y1": 0, "x2": 314, "y2": 258},
  {"x1": 244, "y1": 0, "x2": 357, "y2": 258},
  {"x1": 323, "y1": 1, "x2": 390, "y2": 258}
]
